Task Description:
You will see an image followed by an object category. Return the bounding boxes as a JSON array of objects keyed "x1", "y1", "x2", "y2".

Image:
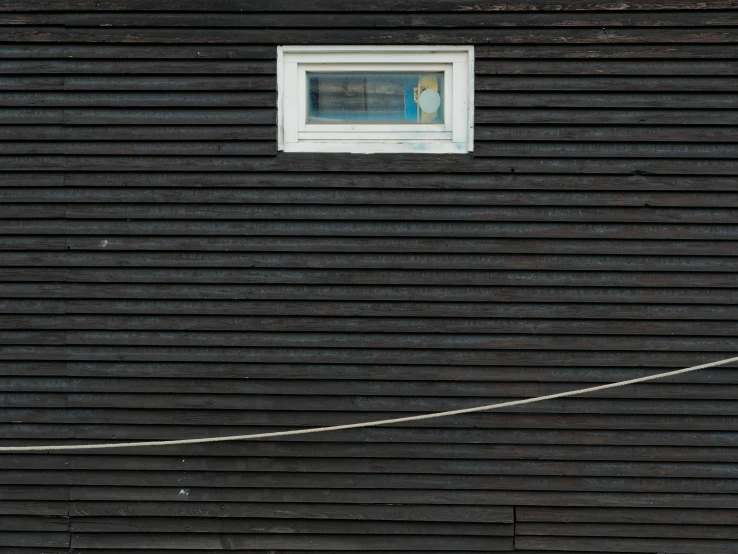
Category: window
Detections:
[{"x1": 277, "y1": 45, "x2": 474, "y2": 154}]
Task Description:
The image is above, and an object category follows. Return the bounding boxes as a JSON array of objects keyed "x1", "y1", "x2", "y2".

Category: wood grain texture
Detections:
[
  {"x1": 6, "y1": 12, "x2": 738, "y2": 28},
  {"x1": 1, "y1": 1, "x2": 736, "y2": 553},
  {"x1": 2, "y1": 0, "x2": 738, "y2": 10}
]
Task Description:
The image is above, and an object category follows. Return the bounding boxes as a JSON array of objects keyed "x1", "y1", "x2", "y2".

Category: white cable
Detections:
[{"x1": 1, "y1": 354, "x2": 736, "y2": 452}]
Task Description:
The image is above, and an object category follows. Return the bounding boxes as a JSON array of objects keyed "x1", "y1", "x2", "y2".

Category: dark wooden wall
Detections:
[{"x1": 1, "y1": 1, "x2": 737, "y2": 552}]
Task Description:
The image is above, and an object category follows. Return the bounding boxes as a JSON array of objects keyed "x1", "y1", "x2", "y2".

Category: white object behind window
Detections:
[{"x1": 277, "y1": 45, "x2": 474, "y2": 154}]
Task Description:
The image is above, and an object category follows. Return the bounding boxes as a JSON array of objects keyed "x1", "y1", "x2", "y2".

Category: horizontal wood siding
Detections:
[{"x1": 0, "y1": 1, "x2": 737, "y2": 552}]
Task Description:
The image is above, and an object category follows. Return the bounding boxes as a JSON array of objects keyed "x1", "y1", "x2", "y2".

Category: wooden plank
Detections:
[
  {"x1": 0, "y1": 204, "x2": 63, "y2": 217},
  {"x1": 516, "y1": 506, "x2": 738, "y2": 524},
  {"x1": 9, "y1": 314, "x2": 738, "y2": 336},
  {"x1": 67, "y1": 551, "x2": 506, "y2": 554},
  {"x1": 1, "y1": 27, "x2": 735, "y2": 44},
  {"x1": 517, "y1": 521, "x2": 738, "y2": 538},
  {"x1": 7, "y1": 425, "x2": 738, "y2": 448},
  {"x1": 0, "y1": 236, "x2": 66, "y2": 249},
  {"x1": 2, "y1": 283, "x2": 738, "y2": 305},
  {"x1": 0, "y1": 44, "x2": 277, "y2": 59},
  {"x1": 475, "y1": 59, "x2": 738, "y2": 75},
  {"x1": 34, "y1": 390, "x2": 738, "y2": 415},
  {"x1": 10, "y1": 457, "x2": 738, "y2": 479},
  {"x1": 0, "y1": 551, "x2": 506, "y2": 554},
  {"x1": 53, "y1": 172, "x2": 738, "y2": 192},
  {"x1": 0, "y1": 77, "x2": 64, "y2": 90},
  {"x1": 70, "y1": 517, "x2": 512, "y2": 535},
  {"x1": 0, "y1": 516, "x2": 68, "y2": 532},
  {"x1": 0, "y1": 142, "x2": 276, "y2": 155},
  {"x1": 12, "y1": 417, "x2": 738, "y2": 447},
  {"x1": 60, "y1": 204, "x2": 738, "y2": 223},
  {"x1": 10, "y1": 221, "x2": 724, "y2": 239},
  {"x1": 0, "y1": 60, "x2": 275, "y2": 74},
  {"x1": 69, "y1": 502, "x2": 512, "y2": 522},
  {"x1": 476, "y1": 126, "x2": 738, "y2": 142},
  {"x1": 0, "y1": 268, "x2": 69, "y2": 282},
  {"x1": 478, "y1": 43, "x2": 738, "y2": 58},
  {"x1": 61, "y1": 108, "x2": 275, "y2": 125},
  {"x1": 66, "y1": 486, "x2": 738, "y2": 508},
  {"x1": 3, "y1": 267, "x2": 738, "y2": 289},
  {"x1": 9, "y1": 12, "x2": 738, "y2": 28},
  {"x1": 5, "y1": 375, "x2": 738, "y2": 398},
  {"x1": 5, "y1": 345, "x2": 737, "y2": 368},
  {"x1": 8, "y1": 188, "x2": 738, "y2": 207},
  {"x1": 7, "y1": 440, "x2": 737, "y2": 461},
  {"x1": 70, "y1": 533, "x2": 513, "y2": 551},
  {"x1": 0, "y1": 330, "x2": 63, "y2": 344},
  {"x1": 6, "y1": 43, "x2": 738, "y2": 59},
  {"x1": 0, "y1": 392, "x2": 67, "y2": 407},
  {"x1": 52, "y1": 341, "x2": 723, "y2": 365},
  {"x1": 0, "y1": 486, "x2": 68, "y2": 501},
  {"x1": 0, "y1": 501, "x2": 69, "y2": 516},
  {"x1": 476, "y1": 109, "x2": 737, "y2": 125},
  {"x1": 515, "y1": 536, "x2": 738, "y2": 553},
  {"x1": 6, "y1": 408, "x2": 738, "y2": 432},
  {"x1": 13, "y1": 188, "x2": 738, "y2": 206},
  {"x1": 3, "y1": 172, "x2": 723, "y2": 191},
  {"x1": 477, "y1": 92, "x2": 738, "y2": 108},
  {"x1": 30, "y1": 301, "x2": 738, "y2": 321},
  {"x1": 61, "y1": 486, "x2": 736, "y2": 508},
  {"x1": 3, "y1": 358, "x2": 737, "y2": 383},
  {"x1": 475, "y1": 142, "x2": 738, "y2": 158},
  {"x1": 10, "y1": 470, "x2": 738, "y2": 493},
  {"x1": 0, "y1": 173, "x2": 63, "y2": 187},
  {"x1": 0, "y1": 299, "x2": 68, "y2": 312},
  {"x1": 0, "y1": 92, "x2": 276, "y2": 107},
  {"x1": 7, "y1": 251, "x2": 738, "y2": 272},
  {"x1": 63, "y1": 76, "x2": 276, "y2": 90},
  {"x1": 3, "y1": 155, "x2": 737, "y2": 174},
  {"x1": 0, "y1": 125, "x2": 277, "y2": 141},
  {"x1": 41, "y1": 329, "x2": 738, "y2": 350},
  {"x1": 0, "y1": 532, "x2": 69, "y2": 548},
  {"x1": 3, "y1": 1, "x2": 738, "y2": 11},
  {"x1": 38, "y1": 236, "x2": 738, "y2": 255},
  {"x1": 0, "y1": 108, "x2": 62, "y2": 123},
  {"x1": 477, "y1": 76, "x2": 738, "y2": 91},
  {"x1": 56, "y1": 392, "x2": 738, "y2": 414}
]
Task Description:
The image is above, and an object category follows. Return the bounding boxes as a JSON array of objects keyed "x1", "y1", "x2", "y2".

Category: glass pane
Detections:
[{"x1": 307, "y1": 72, "x2": 444, "y2": 124}]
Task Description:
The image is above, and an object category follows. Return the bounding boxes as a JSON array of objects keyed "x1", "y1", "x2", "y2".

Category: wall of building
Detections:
[{"x1": 1, "y1": 1, "x2": 737, "y2": 552}]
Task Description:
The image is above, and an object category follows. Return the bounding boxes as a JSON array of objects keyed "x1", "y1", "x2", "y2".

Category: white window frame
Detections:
[{"x1": 277, "y1": 45, "x2": 474, "y2": 154}]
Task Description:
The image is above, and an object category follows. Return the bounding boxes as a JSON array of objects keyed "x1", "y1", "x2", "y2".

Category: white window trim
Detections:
[{"x1": 277, "y1": 45, "x2": 474, "y2": 154}]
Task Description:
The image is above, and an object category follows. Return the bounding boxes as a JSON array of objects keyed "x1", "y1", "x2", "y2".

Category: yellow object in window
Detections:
[{"x1": 417, "y1": 74, "x2": 441, "y2": 122}]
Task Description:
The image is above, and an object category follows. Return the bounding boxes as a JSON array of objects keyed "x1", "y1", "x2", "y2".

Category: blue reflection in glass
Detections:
[{"x1": 307, "y1": 73, "x2": 444, "y2": 124}]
